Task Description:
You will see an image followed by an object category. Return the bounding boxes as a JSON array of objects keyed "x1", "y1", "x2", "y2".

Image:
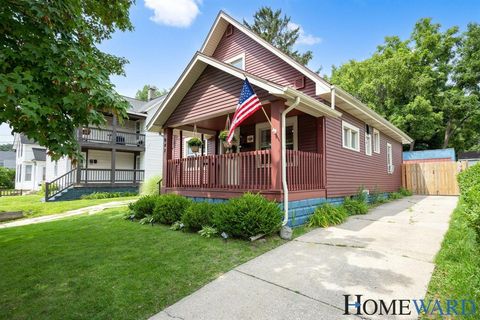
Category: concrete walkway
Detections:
[
  {"x1": 0, "y1": 199, "x2": 136, "y2": 229},
  {"x1": 151, "y1": 196, "x2": 457, "y2": 320}
]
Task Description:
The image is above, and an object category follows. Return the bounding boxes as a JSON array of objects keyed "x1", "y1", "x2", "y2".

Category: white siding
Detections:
[
  {"x1": 87, "y1": 150, "x2": 135, "y2": 169},
  {"x1": 143, "y1": 132, "x2": 163, "y2": 179}
]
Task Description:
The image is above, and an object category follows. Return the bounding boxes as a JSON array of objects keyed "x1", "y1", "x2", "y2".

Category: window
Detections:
[
  {"x1": 387, "y1": 143, "x2": 394, "y2": 174},
  {"x1": 225, "y1": 53, "x2": 245, "y2": 70},
  {"x1": 17, "y1": 165, "x2": 21, "y2": 182},
  {"x1": 42, "y1": 167, "x2": 46, "y2": 181},
  {"x1": 373, "y1": 129, "x2": 380, "y2": 153},
  {"x1": 365, "y1": 133, "x2": 372, "y2": 156},
  {"x1": 342, "y1": 121, "x2": 360, "y2": 152},
  {"x1": 25, "y1": 165, "x2": 32, "y2": 181},
  {"x1": 256, "y1": 117, "x2": 297, "y2": 151},
  {"x1": 184, "y1": 137, "x2": 208, "y2": 157}
]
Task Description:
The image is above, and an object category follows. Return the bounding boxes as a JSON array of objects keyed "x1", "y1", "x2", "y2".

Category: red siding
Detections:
[
  {"x1": 165, "y1": 66, "x2": 273, "y2": 127},
  {"x1": 212, "y1": 26, "x2": 318, "y2": 98},
  {"x1": 325, "y1": 107, "x2": 403, "y2": 197}
]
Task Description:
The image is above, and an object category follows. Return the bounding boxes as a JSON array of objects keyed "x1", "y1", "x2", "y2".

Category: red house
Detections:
[{"x1": 148, "y1": 11, "x2": 412, "y2": 226}]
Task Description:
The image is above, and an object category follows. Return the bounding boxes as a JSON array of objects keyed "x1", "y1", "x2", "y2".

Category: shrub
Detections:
[
  {"x1": 140, "y1": 175, "x2": 161, "y2": 195},
  {"x1": 398, "y1": 187, "x2": 412, "y2": 197},
  {"x1": 458, "y1": 163, "x2": 480, "y2": 193},
  {"x1": 343, "y1": 197, "x2": 369, "y2": 215},
  {"x1": 0, "y1": 167, "x2": 15, "y2": 189},
  {"x1": 212, "y1": 193, "x2": 282, "y2": 239},
  {"x1": 152, "y1": 194, "x2": 191, "y2": 225},
  {"x1": 80, "y1": 191, "x2": 137, "y2": 199},
  {"x1": 128, "y1": 195, "x2": 157, "y2": 219},
  {"x1": 198, "y1": 226, "x2": 218, "y2": 238},
  {"x1": 307, "y1": 203, "x2": 348, "y2": 228},
  {"x1": 388, "y1": 192, "x2": 402, "y2": 200},
  {"x1": 369, "y1": 186, "x2": 384, "y2": 204},
  {"x1": 352, "y1": 185, "x2": 368, "y2": 203},
  {"x1": 182, "y1": 202, "x2": 215, "y2": 231}
]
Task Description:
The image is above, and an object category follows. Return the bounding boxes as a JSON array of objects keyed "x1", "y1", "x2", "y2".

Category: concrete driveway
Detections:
[{"x1": 151, "y1": 196, "x2": 457, "y2": 320}]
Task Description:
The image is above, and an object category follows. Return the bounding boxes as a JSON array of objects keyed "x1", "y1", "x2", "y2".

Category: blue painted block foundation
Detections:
[
  {"x1": 51, "y1": 186, "x2": 139, "y2": 201},
  {"x1": 188, "y1": 192, "x2": 392, "y2": 227}
]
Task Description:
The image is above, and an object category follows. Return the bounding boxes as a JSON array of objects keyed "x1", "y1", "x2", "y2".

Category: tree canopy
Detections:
[
  {"x1": 0, "y1": 0, "x2": 134, "y2": 160},
  {"x1": 329, "y1": 19, "x2": 480, "y2": 152},
  {"x1": 244, "y1": 7, "x2": 313, "y2": 66},
  {"x1": 135, "y1": 85, "x2": 168, "y2": 101}
]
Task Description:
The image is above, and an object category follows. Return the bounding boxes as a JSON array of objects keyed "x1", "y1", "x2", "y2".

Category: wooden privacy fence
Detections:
[{"x1": 402, "y1": 161, "x2": 468, "y2": 196}]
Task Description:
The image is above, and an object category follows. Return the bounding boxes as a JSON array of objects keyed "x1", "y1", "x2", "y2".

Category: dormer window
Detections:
[{"x1": 225, "y1": 53, "x2": 245, "y2": 70}]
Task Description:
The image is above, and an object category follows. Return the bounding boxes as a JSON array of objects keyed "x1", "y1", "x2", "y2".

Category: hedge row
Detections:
[
  {"x1": 457, "y1": 163, "x2": 480, "y2": 241},
  {"x1": 128, "y1": 193, "x2": 283, "y2": 239}
]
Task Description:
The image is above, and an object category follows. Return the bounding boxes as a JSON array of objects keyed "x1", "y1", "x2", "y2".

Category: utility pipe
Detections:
[
  {"x1": 281, "y1": 97, "x2": 301, "y2": 226},
  {"x1": 331, "y1": 85, "x2": 336, "y2": 110}
]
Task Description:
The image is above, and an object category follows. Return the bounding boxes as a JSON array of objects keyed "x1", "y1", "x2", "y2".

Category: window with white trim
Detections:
[
  {"x1": 365, "y1": 133, "x2": 372, "y2": 156},
  {"x1": 256, "y1": 117, "x2": 297, "y2": 151},
  {"x1": 387, "y1": 143, "x2": 394, "y2": 174},
  {"x1": 342, "y1": 121, "x2": 360, "y2": 152},
  {"x1": 225, "y1": 53, "x2": 245, "y2": 70},
  {"x1": 184, "y1": 137, "x2": 208, "y2": 157},
  {"x1": 25, "y1": 165, "x2": 32, "y2": 181},
  {"x1": 373, "y1": 128, "x2": 380, "y2": 153}
]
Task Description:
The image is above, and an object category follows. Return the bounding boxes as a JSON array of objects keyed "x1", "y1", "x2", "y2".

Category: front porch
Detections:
[{"x1": 162, "y1": 100, "x2": 329, "y2": 201}]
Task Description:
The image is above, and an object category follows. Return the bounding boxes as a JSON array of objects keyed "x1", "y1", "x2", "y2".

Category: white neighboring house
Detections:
[
  {"x1": 13, "y1": 135, "x2": 46, "y2": 191},
  {"x1": 13, "y1": 94, "x2": 165, "y2": 198}
]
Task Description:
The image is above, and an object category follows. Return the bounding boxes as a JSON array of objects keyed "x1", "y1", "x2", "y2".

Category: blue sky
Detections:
[{"x1": 1, "y1": 0, "x2": 479, "y2": 144}]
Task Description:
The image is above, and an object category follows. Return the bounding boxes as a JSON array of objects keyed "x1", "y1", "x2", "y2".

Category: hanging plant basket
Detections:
[
  {"x1": 187, "y1": 137, "x2": 203, "y2": 153},
  {"x1": 219, "y1": 130, "x2": 237, "y2": 148}
]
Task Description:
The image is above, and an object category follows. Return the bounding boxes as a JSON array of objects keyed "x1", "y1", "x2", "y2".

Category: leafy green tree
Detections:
[
  {"x1": 0, "y1": 167, "x2": 15, "y2": 189},
  {"x1": 244, "y1": 7, "x2": 313, "y2": 65},
  {"x1": 135, "y1": 85, "x2": 168, "y2": 101},
  {"x1": 0, "y1": 1, "x2": 134, "y2": 160},
  {"x1": 329, "y1": 18, "x2": 480, "y2": 152}
]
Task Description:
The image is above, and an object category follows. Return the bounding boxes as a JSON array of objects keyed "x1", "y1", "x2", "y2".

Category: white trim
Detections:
[
  {"x1": 255, "y1": 116, "x2": 298, "y2": 151},
  {"x1": 365, "y1": 132, "x2": 372, "y2": 156},
  {"x1": 386, "y1": 142, "x2": 394, "y2": 174},
  {"x1": 342, "y1": 121, "x2": 360, "y2": 152},
  {"x1": 373, "y1": 128, "x2": 380, "y2": 153},
  {"x1": 225, "y1": 52, "x2": 245, "y2": 70}
]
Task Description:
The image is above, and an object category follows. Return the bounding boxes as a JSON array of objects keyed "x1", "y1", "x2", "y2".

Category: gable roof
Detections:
[{"x1": 147, "y1": 52, "x2": 342, "y2": 130}]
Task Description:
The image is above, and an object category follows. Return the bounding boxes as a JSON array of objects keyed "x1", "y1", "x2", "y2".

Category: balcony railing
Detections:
[
  {"x1": 78, "y1": 127, "x2": 145, "y2": 148},
  {"x1": 165, "y1": 150, "x2": 323, "y2": 191}
]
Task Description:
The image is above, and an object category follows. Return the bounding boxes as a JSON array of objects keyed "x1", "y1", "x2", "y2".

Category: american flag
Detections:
[{"x1": 227, "y1": 78, "x2": 262, "y2": 143}]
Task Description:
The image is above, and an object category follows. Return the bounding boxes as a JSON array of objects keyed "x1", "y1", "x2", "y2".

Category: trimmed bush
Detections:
[
  {"x1": 307, "y1": 203, "x2": 348, "y2": 228},
  {"x1": 212, "y1": 193, "x2": 282, "y2": 239},
  {"x1": 463, "y1": 184, "x2": 480, "y2": 240},
  {"x1": 458, "y1": 163, "x2": 480, "y2": 193},
  {"x1": 152, "y1": 194, "x2": 191, "y2": 225},
  {"x1": 128, "y1": 195, "x2": 157, "y2": 219},
  {"x1": 182, "y1": 202, "x2": 215, "y2": 231},
  {"x1": 81, "y1": 191, "x2": 137, "y2": 199},
  {"x1": 343, "y1": 197, "x2": 369, "y2": 215}
]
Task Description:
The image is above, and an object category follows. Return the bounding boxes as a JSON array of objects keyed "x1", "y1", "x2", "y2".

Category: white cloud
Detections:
[
  {"x1": 287, "y1": 22, "x2": 322, "y2": 45},
  {"x1": 144, "y1": 0, "x2": 201, "y2": 28}
]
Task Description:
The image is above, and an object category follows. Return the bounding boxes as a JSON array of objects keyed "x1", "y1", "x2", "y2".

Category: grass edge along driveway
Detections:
[{"x1": 0, "y1": 208, "x2": 287, "y2": 320}]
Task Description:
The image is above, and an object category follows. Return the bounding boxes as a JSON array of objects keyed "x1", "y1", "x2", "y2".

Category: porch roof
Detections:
[{"x1": 147, "y1": 53, "x2": 341, "y2": 131}]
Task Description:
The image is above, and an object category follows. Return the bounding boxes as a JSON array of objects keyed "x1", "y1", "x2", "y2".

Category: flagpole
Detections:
[{"x1": 244, "y1": 74, "x2": 275, "y2": 132}]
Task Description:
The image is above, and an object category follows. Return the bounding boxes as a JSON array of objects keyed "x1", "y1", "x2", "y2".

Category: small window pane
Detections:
[
  {"x1": 351, "y1": 131, "x2": 357, "y2": 149},
  {"x1": 260, "y1": 129, "x2": 271, "y2": 150},
  {"x1": 230, "y1": 58, "x2": 243, "y2": 69},
  {"x1": 25, "y1": 165, "x2": 32, "y2": 181}
]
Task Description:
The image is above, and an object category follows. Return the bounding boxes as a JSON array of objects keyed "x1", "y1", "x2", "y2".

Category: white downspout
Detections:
[
  {"x1": 282, "y1": 97, "x2": 301, "y2": 226},
  {"x1": 331, "y1": 85, "x2": 336, "y2": 110}
]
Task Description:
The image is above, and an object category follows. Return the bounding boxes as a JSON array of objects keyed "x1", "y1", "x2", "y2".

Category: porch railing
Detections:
[
  {"x1": 78, "y1": 127, "x2": 145, "y2": 147},
  {"x1": 45, "y1": 168, "x2": 145, "y2": 201},
  {"x1": 166, "y1": 150, "x2": 323, "y2": 191}
]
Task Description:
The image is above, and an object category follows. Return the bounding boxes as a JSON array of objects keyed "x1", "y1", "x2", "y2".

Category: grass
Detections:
[
  {"x1": 0, "y1": 194, "x2": 138, "y2": 218},
  {"x1": 423, "y1": 200, "x2": 480, "y2": 318},
  {"x1": 0, "y1": 208, "x2": 286, "y2": 319}
]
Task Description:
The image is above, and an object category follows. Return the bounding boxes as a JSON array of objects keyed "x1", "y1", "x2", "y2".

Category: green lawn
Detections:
[
  {"x1": 0, "y1": 194, "x2": 138, "y2": 218},
  {"x1": 423, "y1": 200, "x2": 480, "y2": 318},
  {"x1": 0, "y1": 209, "x2": 286, "y2": 319}
]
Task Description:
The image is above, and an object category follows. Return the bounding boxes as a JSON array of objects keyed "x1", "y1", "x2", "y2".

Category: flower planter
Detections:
[{"x1": 190, "y1": 145, "x2": 200, "y2": 153}]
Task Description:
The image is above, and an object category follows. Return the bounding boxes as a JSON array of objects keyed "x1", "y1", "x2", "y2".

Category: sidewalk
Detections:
[
  {"x1": 151, "y1": 196, "x2": 458, "y2": 320},
  {"x1": 0, "y1": 199, "x2": 136, "y2": 229}
]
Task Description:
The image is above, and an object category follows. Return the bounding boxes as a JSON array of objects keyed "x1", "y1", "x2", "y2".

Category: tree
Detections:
[
  {"x1": 0, "y1": 1, "x2": 134, "y2": 161},
  {"x1": 0, "y1": 167, "x2": 15, "y2": 189},
  {"x1": 135, "y1": 85, "x2": 168, "y2": 101},
  {"x1": 244, "y1": 7, "x2": 313, "y2": 65},
  {"x1": 329, "y1": 18, "x2": 480, "y2": 152},
  {"x1": 0, "y1": 144, "x2": 13, "y2": 151}
]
